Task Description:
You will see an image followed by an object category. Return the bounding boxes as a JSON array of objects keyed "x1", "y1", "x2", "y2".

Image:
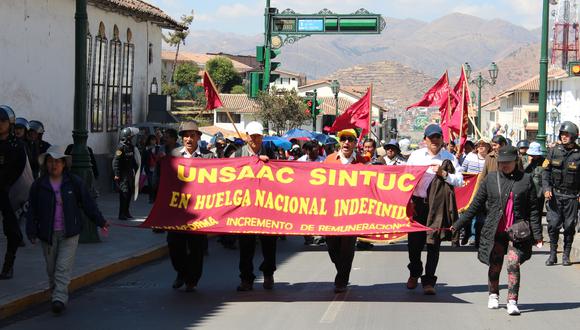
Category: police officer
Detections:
[
  {"x1": 113, "y1": 127, "x2": 139, "y2": 220},
  {"x1": 167, "y1": 121, "x2": 213, "y2": 292},
  {"x1": 517, "y1": 140, "x2": 530, "y2": 168},
  {"x1": 27, "y1": 120, "x2": 51, "y2": 178},
  {"x1": 0, "y1": 105, "x2": 27, "y2": 279},
  {"x1": 543, "y1": 121, "x2": 580, "y2": 266}
]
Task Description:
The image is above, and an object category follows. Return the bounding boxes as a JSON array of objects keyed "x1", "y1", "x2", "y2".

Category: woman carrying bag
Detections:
[
  {"x1": 452, "y1": 146, "x2": 543, "y2": 316},
  {"x1": 26, "y1": 145, "x2": 109, "y2": 314}
]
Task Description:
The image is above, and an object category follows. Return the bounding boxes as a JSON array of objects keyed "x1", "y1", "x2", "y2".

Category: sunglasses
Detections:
[{"x1": 340, "y1": 136, "x2": 356, "y2": 142}]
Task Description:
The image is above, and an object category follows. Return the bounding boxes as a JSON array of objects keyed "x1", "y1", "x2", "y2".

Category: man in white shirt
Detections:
[{"x1": 405, "y1": 124, "x2": 463, "y2": 295}]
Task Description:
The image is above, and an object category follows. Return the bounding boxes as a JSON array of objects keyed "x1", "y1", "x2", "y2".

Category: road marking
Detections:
[{"x1": 319, "y1": 289, "x2": 348, "y2": 324}]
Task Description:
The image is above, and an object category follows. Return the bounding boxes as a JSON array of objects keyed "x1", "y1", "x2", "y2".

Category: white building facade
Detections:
[{"x1": 0, "y1": 0, "x2": 182, "y2": 155}]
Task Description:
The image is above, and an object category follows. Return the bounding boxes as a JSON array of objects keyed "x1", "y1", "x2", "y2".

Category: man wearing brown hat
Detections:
[{"x1": 167, "y1": 121, "x2": 213, "y2": 292}]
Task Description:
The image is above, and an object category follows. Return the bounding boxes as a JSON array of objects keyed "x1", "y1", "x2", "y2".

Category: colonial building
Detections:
[
  {"x1": 0, "y1": 0, "x2": 182, "y2": 158},
  {"x1": 161, "y1": 51, "x2": 254, "y2": 83}
]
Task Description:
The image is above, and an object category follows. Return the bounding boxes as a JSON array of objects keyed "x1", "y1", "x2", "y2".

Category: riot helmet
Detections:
[
  {"x1": 0, "y1": 105, "x2": 16, "y2": 124},
  {"x1": 28, "y1": 120, "x2": 45, "y2": 134},
  {"x1": 15, "y1": 117, "x2": 30, "y2": 130},
  {"x1": 516, "y1": 140, "x2": 530, "y2": 149},
  {"x1": 559, "y1": 121, "x2": 579, "y2": 142},
  {"x1": 120, "y1": 127, "x2": 134, "y2": 142}
]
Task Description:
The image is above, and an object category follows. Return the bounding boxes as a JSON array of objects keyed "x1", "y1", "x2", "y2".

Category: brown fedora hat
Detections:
[{"x1": 179, "y1": 121, "x2": 201, "y2": 136}]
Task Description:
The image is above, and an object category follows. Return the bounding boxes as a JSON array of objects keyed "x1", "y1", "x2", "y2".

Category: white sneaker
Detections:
[
  {"x1": 488, "y1": 294, "x2": 500, "y2": 309},
  {"x1": 507, "y1": 300, "x2": 520, "y2": 315}
]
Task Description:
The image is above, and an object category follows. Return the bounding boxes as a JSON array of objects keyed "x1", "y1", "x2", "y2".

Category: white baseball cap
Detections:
[{"x1": 245, "y1": 121, "x2": 264, "y2": 136}]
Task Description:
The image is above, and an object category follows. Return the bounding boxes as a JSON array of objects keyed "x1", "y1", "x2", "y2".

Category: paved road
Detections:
[{"x1": 1, "y1": 237, "x2": 579, "y2": 330}]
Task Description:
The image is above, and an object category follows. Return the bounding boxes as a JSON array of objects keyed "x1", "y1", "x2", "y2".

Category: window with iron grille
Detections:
[
  {"x1": 106, "y1": 31, "x2": 122, "y2": 132},
  {"x1": 90, "y1": 23, "x2": 108, "y2": 132},
  {"x1": 121, "y1": 42, "x2": 134, "y2": 127},
  {"x1": 529, "y1": 92, "x2": 539, "y2": 104}
]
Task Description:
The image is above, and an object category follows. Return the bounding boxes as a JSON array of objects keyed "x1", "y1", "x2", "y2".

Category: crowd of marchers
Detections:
[{"x1": 1, "y1": 103, "x2": 579, "y2": 317}]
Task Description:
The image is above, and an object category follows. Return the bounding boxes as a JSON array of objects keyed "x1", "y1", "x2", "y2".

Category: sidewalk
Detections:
[{"x1": 0, "y1": 192, "x2": 167, "y2": 320}]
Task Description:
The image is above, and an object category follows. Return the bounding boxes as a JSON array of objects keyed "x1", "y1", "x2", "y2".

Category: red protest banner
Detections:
[{"x1": 141, "y1": 157, "x2": 431, "y2": 236}]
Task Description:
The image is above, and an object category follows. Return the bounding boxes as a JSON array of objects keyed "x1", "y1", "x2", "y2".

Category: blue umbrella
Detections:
[
  {"x1": 282, "y1": 128, "x2": 315, "y2": 140},
  {"x1": 311, "y1": 132, "x2": 336, "y2": 145},
  {"x1": 263, "y1": 136, "x2": 292, "y2": 150}
]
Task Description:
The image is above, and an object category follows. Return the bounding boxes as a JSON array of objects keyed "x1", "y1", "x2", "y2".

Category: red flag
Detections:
[
  {"x1": 203, "y1": 71, "x2": 223, "y2": 111},
  {"x1": 448, "y1": 66, "x2": 471, "y2": 153},
  {"x1": 406, "y1": 72, "x2": 450, "y2": 110},
  {"x1": 326, "y1": 87, "x2": 371, "y2": 137}
]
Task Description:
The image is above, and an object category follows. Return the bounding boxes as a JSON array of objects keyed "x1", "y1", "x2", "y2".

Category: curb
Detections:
[{"x1": 0, "y1": 245, "x2": 168, "y2": 320}]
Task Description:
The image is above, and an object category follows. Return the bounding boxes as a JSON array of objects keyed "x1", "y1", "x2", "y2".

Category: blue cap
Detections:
[{"x1": 424, "y1": 124, "x2": 443, "y2": 138}]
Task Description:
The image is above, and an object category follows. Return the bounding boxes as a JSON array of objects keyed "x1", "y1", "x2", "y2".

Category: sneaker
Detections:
[
  {"x1": 406, "y1": 276, "x2": 419, "y2": 290},
  {"x1": 263, "y1": 275, "x2": 274, "y2": 290},
  {"x1": 487, "y1": 294, "x2": 499, "y2": 309},
  {"x1": 172, "y1": 276, "x2": 185, "y2": 289},
  {"x1": 185, "y1": 282, "x2": 197, "y2": 292},
  {"x1": 507, "y1": 300, "x2": 520, "y2": 316},
  {"x1": 423, "y1": 284, "x2": 436, "y2": 295}
]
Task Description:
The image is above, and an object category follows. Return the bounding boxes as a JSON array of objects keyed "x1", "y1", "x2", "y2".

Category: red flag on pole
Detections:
[
  {"x1": 448, "y1": 66, "x2": 471, "y2": 153},
  {"x1": 406, "y1": 72, "x2": 450, "y2": 110},
  {"x1": 203, "y1": 71, "x2": 223, "y2": 111},
  {"x1": 326, "y1": 87, "x2": 371, "y2": 137}
]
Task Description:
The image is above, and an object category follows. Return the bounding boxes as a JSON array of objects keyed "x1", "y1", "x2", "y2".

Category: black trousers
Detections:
[
  {"x1": 238, "y1": 235, "x2": 277, "y2": 282},
  {"x1": 117, "y1": 177, "x2": 134, "y2": 217},
  {"x1": 167, "y1": 232, "x2": 205, "y2": 285},
  {"x1": 0, "y1": 190, "x2": 23, "y2": 256},
  {"x1": 326, "y1": 236, "x2": 357, "y2": 287},
  {"x1": 408, "y1": 197, "x2": 441, "y2": 286},
  {"x1": 547, "y1": 192, "x2": 578, "y2": 245}
]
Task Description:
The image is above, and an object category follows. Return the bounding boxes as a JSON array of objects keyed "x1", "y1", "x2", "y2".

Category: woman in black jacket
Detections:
[
  {"x1": 452, "y1": 146, "x2": 543, "y2": 316},
  {"x1": 26, "y1": 146, "x2": 109, "y2": 314}
]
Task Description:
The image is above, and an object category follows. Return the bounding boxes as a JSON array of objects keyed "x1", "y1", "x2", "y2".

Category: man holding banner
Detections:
[
  {"x1": 231, "y1": 121, "x2": 278, "y2": 292},
  {"x1": 167, "y1": 122, "x2": 214, "y2": 292},
  {"x1": 323, "y1": 129, "x2": 367, "y2": 293},
  {"x1": 405, "y1": 124, "x2": 463, "y2": 295}
]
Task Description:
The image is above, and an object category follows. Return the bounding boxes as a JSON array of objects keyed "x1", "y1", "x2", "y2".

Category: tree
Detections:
[
  {"x1": 163, "y1": 11, "x2": 194, "y2": 82},
  {"x1": 230, "y1": 85, "x2": 245, "y2": 94},
  {"x1": 205, "y1": 56, "x2": 242, "y2": 93},
  {"x1": 173, "y1": 62, "x2": 200, "y2": 88},
  {"x1": 256, "y1": 88, "x2": 311, "y2": 135}
]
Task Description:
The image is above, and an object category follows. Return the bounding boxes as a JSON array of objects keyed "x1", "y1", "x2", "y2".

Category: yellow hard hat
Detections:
[{"x1": 337, "y1": 129, "x2": 357, "y2": 139}]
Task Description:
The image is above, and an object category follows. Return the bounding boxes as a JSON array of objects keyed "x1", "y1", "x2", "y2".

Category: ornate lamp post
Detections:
[
  {"x1": 549, "y1": 107, "x2": 561, "y2": 142},
  {"x1": 465, "y1": 62, "x2": 499, "y2": 133},
  {"x1": 330, "y1": 80, "x2": 340, "y2": 117},
  {"x1": 72, "y1": 0, "x2": 99, "y2": 242}
]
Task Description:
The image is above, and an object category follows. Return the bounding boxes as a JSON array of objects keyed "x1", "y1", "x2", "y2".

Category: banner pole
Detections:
[
  {"x1": 368, "y1": 83, "x2": 373, "y2": 139},
  {"x1": 458, "y1": 67, "x2": 467, "y2": 153},
  {"x1": 446, "y1": 71, "x2": 452, "y2": 143}
]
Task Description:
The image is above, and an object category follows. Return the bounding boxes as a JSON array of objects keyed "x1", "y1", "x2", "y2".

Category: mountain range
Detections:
[{"x1": 182, "y1": 12, "x2": 544, "y2": 107}]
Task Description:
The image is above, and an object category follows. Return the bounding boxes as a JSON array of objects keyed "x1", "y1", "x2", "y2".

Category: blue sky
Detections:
[{"x1": 148, "y1": 0, "x2": 543, "y2": 34}]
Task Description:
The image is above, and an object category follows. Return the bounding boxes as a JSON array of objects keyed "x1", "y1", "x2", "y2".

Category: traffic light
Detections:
[
  {"x1": 569, "y1": 61, "x2": 580, "y2": 77},
  {"x1": 256, "y1": 46, "x2": 265, "y2": 64},
  {"x1": 270, "y1": 48, "x2": 281, "y2": 72},
  {"x1": 313, "y1": 99, "x2": 323, "y2": 118},
  {"x1": 304, "y1": 97, "x2": 314, "y2": 116},
  {"x1": 248, "y1": 71, "x2": 263, "y2": 98}
]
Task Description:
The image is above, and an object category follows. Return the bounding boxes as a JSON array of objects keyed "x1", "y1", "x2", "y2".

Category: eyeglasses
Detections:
[{"x1": 340, "y1": 136, "x2": 356, "y2": 142}]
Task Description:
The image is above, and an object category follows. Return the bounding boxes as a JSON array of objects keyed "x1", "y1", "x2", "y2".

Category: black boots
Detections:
[
  {"x1": 0, "y1": 253, "x2": 15, "y2": 279},
  {"x1": 545, "y1": 243, "x2": 558, "y2": 266},
  {"x1": 562, "y1": 243, "x2": 572, "y2": 266}
]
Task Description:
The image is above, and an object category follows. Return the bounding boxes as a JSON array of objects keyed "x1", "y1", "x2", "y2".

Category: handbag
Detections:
[{"x1": 497, "y1": 172, "x2": 531, "y2": 243}]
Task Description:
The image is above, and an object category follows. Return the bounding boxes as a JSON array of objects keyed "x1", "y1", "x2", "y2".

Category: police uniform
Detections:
[
  {"x1": 28, "y1": 140, "x2": 51, "y2": 178},
  {"x1": 112, "y1": 141, "x2": 138, "y2": 220},
  {"x1": 542, "y1": 142, "x2": 580, "y2": 266},
  {"x1": 0, "y1": 135, "x2": 27, "y2": 279}
]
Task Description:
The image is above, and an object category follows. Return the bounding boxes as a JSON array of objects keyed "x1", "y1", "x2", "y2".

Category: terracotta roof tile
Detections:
[
  {"x1": 89, "y1": 0, "x2": 184, "y2": 30},
  {"x1": 217, "y1": 94, "x2": 260, "y2": 113}
]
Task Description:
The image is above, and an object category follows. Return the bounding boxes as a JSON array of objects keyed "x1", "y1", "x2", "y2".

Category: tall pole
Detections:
[
  {"x1": 73, "y1": 0, "x2": 99, "y2": 243},
  {"x1": 312, "y1": 89, "x2": 317, "y2": 131},
  {"x1": 537, "y1": 0, "x2": 550, "y2": 154},
  {"x1": 477, "y1": 74, "x2": 483, "y2": 133}
]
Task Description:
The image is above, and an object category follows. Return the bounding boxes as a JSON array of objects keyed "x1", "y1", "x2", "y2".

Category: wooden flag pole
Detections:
[
  {"x1": 468, "y1": 116, "x2": 483, "y2": 139},
  {"x1": 458, "y1": 68, "x2": 467, "y2": 148},
  {"x1": 368, "y1": 83, "x2": 373, "y2": 139},
  {"x1": 206, "y1": 72, "x2": 243, "y2": 139},
  {"x1": 446, "y1": 71, "x2": 452, "y2": 143}
]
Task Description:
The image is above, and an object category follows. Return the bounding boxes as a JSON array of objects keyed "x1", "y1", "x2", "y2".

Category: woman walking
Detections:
[
  {"x1": 452, "y1": 146, "x2": 543, "y2": 315},
  {"x1": 26, "y1": 145, "x2": 109, "y2": 314}
]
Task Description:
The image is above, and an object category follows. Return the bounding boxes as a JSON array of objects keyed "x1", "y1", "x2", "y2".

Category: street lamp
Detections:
[
  {"x1": 465, "y1": 62, "x2": 499, "y2": 133},
  {"x1": 330, "y1": 80, "x2": 340, "y2": 117},
  {"x1": 549, "y1": 107, "x2": 560, "y2": 142}
]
